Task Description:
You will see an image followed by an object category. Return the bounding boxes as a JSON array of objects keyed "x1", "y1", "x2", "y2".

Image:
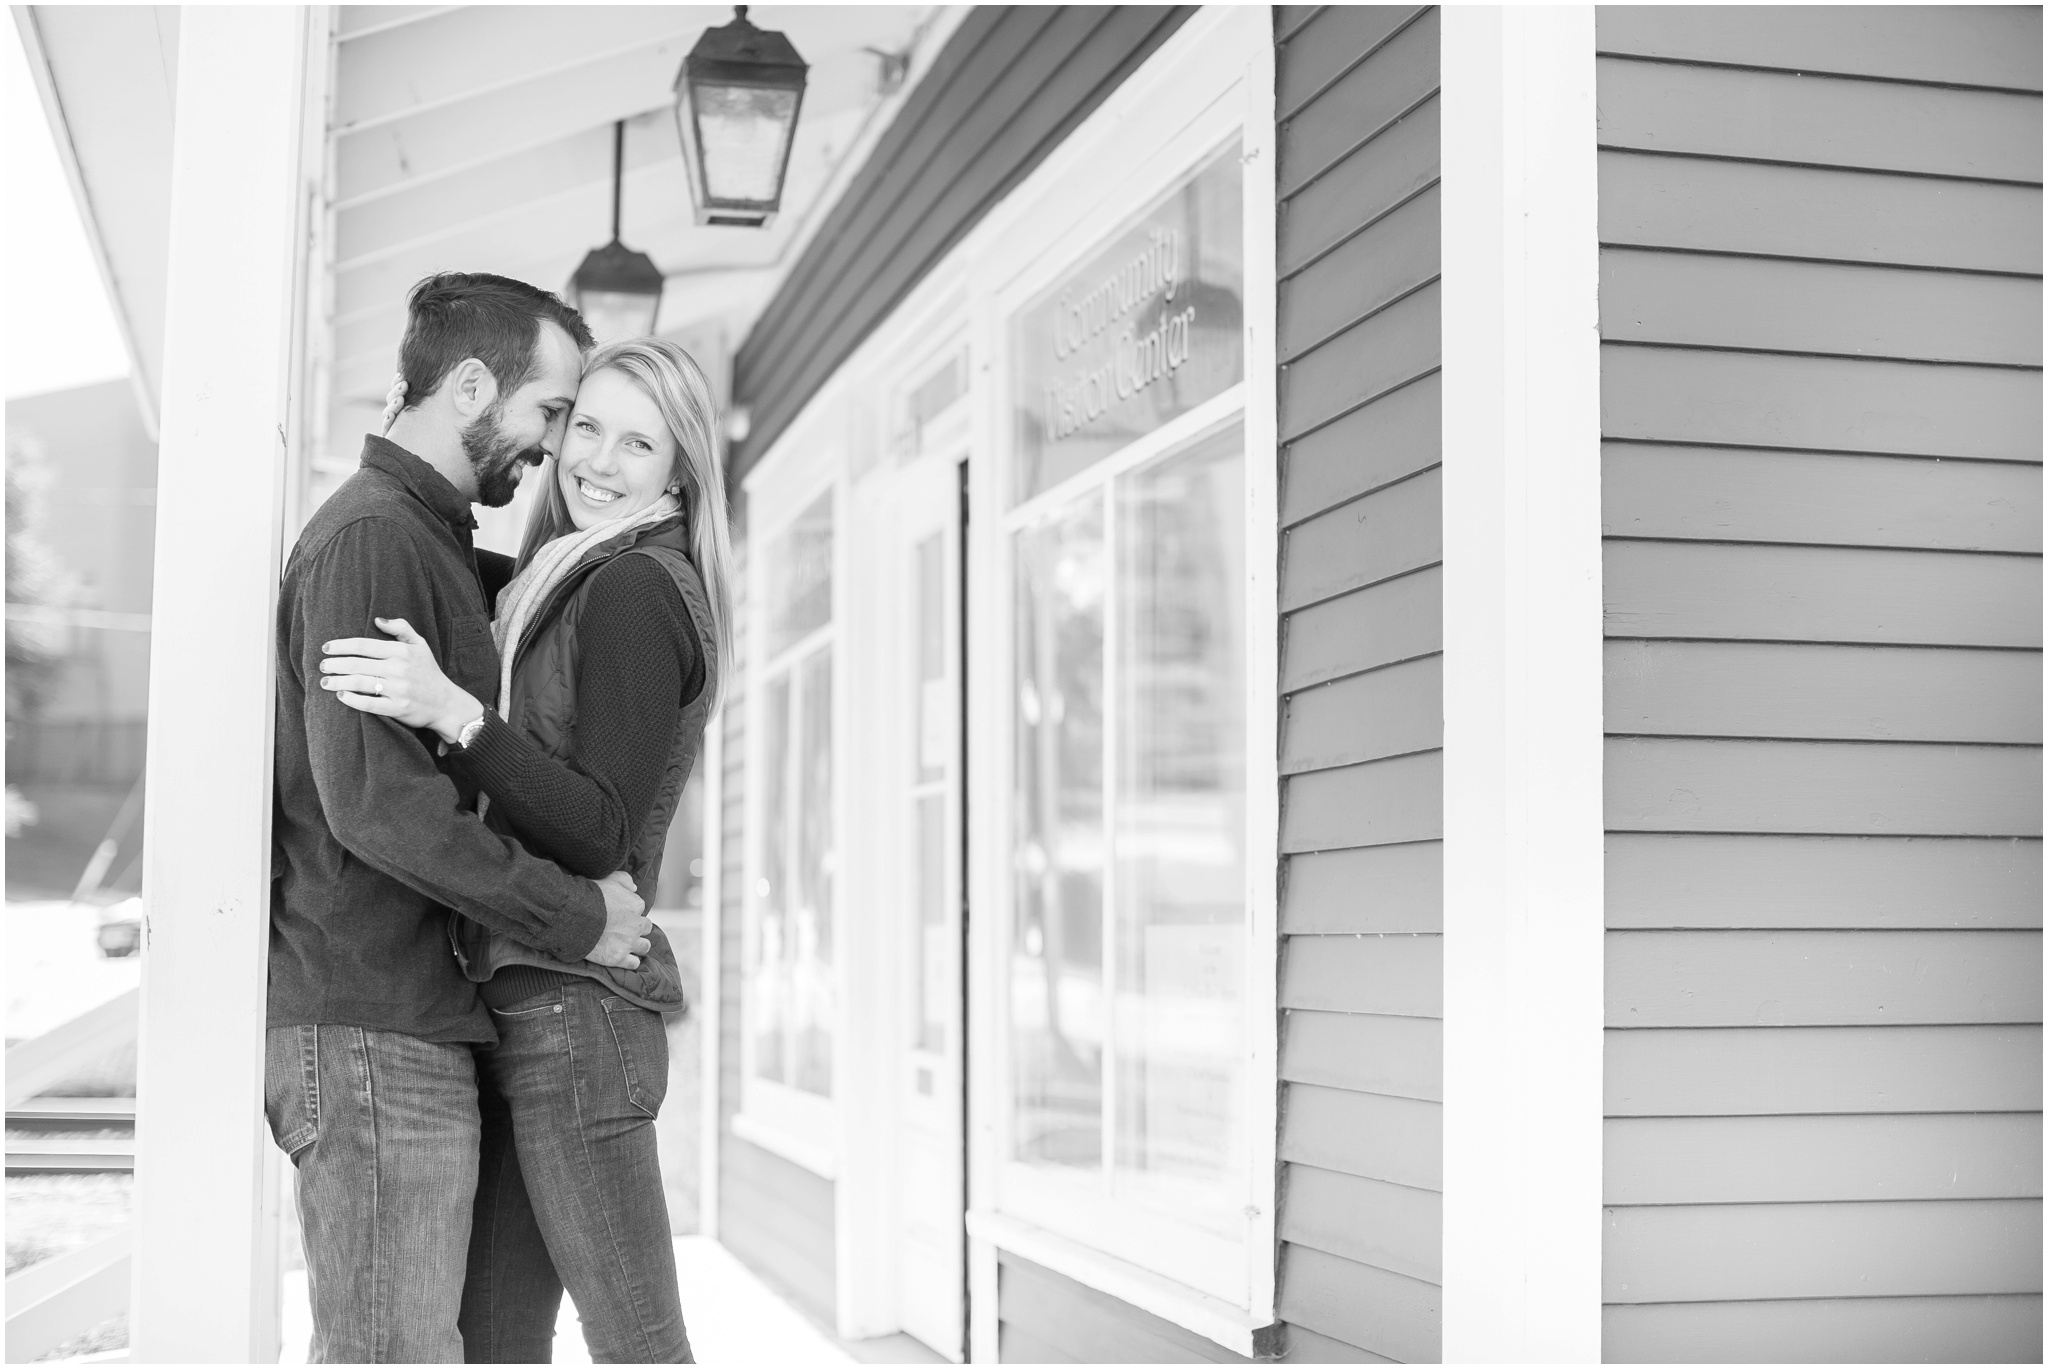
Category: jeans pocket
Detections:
[
  {"x1": 600, "y1": 997, "x2": 668, "y2": 1119},
  {"x1": 489, "y1": 990, "x2": 565, "y2": 1018},
  {"x1": 263, "y1": 1025, "x2": 319, "y2": 1161}
]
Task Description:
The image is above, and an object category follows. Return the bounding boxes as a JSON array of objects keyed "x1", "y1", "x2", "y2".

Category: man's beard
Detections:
[{"x1": 461, "y1": 402, "x2": 546, "y2": 508}]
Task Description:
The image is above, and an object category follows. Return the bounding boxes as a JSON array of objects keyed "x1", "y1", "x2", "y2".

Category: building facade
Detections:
[
  {"x1": 17, "y1": 4, "x2": 2039, "y2": 1363},
  {"x1": 708, "y1": 5, "x2": 2042, "y2": 1362}
]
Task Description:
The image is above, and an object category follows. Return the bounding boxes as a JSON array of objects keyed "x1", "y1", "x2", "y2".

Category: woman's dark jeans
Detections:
[{"x1": 458, "y1": 979, "x2": 692, "y2": 1363}]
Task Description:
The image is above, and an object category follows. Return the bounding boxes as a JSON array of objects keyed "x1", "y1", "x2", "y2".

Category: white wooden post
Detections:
[
  {"x1": 131, "y1": 7, "x2": 320, "y2": 1361},
  {"x1": 1440, "y1": 5, "x2": 1605, "y2": 1362}
]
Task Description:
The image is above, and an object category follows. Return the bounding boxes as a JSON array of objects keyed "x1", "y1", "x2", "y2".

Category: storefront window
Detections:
[
  {"x1": 1007, "y1": 426, "x2": 1244, "y2": 1214},
  {"x1": 1113, "y1": 427, "x2": 1245, "y2": 1224},
  {"x1": 1011, "y1": 496, "x2": 1107, "y2": 1168},
  {"x1": 998, "y1": 136, "x2": 1249, "y2": 1294},
  {"x1": 750, "y1": 491, "x2": 836, "y2": 1101}
]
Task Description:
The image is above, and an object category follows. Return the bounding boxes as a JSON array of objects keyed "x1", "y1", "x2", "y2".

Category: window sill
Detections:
[
  {"x1": 966, "y1": 1208, "x2": 1270, "y2": 1357},
  {"x1": 729, "y1": 1110, "x2": 838, "y2": 1180}
]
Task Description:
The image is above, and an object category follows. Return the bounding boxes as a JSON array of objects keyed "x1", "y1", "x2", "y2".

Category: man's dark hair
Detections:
[{"x1": 396, "y1": 273, "x2": 594, "y2": 411}]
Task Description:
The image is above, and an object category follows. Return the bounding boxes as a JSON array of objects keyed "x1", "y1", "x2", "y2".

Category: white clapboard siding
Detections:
[
  {"x1": 1280, "y1": 566, "x2": 1440, "y2": 693},
  {"x1": 1605, "y1": 737, "x2": 2042, "y2": 836},
  {"x1": 1281, "y1": 1164, "x2": 1441, "y2": 1285},
  {"x1": 1281, "y1": 1084, "x2": 1443, "y2": 1190},
  {"x1": 1605, "y1": 1025, "x2": 2043, "y2": 1117},
  {"x1": 1281, "y1": 373, "x2": 1439, "y2": 527},
  {"x1": 1281, "y1": 1010, "x2": 1442, "y2": 1103},
  {"x1": 1604, "y1": 1294, "x2": 2043, "y2": 1366},
  {"x1": 1603, "y1": 1199, "x2": 2044, "y2": 1303},
  {"x1": 1283, "y1": 653, "x2": 1441, "y2": 773},
  {"x1": 1279, "y1": 186, "x2": 1438, "y2": 360},
  {"x1": 1595, "y1": 5, "x2": 2044, "y2": 88},
  {"x1": 1598, "y1": 151, "x2": 2042, "y2": 275},
  {"x1": 1278, "y1": 1243, "x2": 1440, "y2": 1364},
  {"x1": 1277, "y1": 6, "x2": 1437, "y2": 197},
  {"x1": 1606, "y1": 834, "x2": 2043, "y2": 930},
  {"x1": 1274, "y1": 9, "x2": 1443, "y2": 1361},
  {"x1": 1604, "y1": 541, "x2": 2041, "y2": 647},
  {"x1": 1605, "y1": 641, "x2": 2042, "y2": 744},
  {"x1": 1602, "y1": 346, "x2": 2041, "y2": 461},
  {"x1": 1282, "y1": 840, "x2": 1442, "y2": 935},
  {"x1": 1601, "y1": 249, "x2": 2043, "y2": 365},
  {"x1": 1605, "y1": 1112, "x2": 2044, "y2": 1205},
  {"x1": 1602, "y1": 445, "x2": 2043, "y2": 553},
  {"x1": 1280, "y1": 282, "x2": 1441, "y2": 443},
  {"x1": 1596, "y1": 55, "x2": 2044, "y2": 181},
  {"x1": 1281, "y1": 749, "x2": 1442, "y2": 853},
  {"x1": 1282, "y1": 934, "x2": 1442, "y2": 1018},
  {"x1": 1606, "y1": 929, "x2": 2044, "y2": 1027},
  {"x1": 1280, "y1": 96, "x2": 1439, "y2": 278}
]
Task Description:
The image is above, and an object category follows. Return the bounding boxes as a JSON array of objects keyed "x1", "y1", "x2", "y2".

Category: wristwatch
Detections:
[{"x1": 452, "y1": 713, "x2": 490, "y2": 751}]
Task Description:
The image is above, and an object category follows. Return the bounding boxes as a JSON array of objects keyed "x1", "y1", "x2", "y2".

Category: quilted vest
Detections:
[{"x1": 450, "y1": 517, "x2": 716, "y2": 1012}]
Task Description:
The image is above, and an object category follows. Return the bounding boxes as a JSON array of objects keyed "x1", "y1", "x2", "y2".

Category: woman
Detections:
[{"x1": 316, "y1": 338, "x2": 733, "y2": 1363}]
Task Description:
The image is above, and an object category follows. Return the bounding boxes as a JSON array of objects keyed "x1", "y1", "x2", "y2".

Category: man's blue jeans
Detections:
[
  {"x1": 264, "y1": 1023, "x2": 479, "y2": 1363},
  {"x1": 458, "y1": 980, "x2": 692, "y2": 1364}
]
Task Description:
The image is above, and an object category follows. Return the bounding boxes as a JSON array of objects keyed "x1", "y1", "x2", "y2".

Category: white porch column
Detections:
[
  {"x1": 131, "y1": 7, "x2": 320, "y2": 1361},
  {"x1": 1440, "y1": 5, "x2": 1604, "y2": 1362}
]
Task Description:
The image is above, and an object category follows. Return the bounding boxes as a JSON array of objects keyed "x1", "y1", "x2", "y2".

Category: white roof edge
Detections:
[
  {"x1": 13, "y1": 4, "x2": 164, "y2": 441},
  {"x1": 724, "y1": 5, "x2": 973, "y2": 349}
]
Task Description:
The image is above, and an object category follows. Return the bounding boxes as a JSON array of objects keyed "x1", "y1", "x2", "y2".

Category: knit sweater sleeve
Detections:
[{"x1": 453, "y1": 554, "x2": 704, "y2": 877}]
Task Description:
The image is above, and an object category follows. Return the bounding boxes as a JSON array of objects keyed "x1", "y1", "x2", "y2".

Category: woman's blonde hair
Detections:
[{"x1": 517, "y1": 338, "x2": 735, "y2": 709}]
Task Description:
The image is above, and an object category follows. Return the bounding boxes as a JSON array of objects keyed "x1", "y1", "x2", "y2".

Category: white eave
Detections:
[{"x1": 14, "y1": 5, "x2": 180, "y2": 440}]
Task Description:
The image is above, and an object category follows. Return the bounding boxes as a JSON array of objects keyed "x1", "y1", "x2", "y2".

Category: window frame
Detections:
[
  {"x1": 961, "y1": 8, "x2": 1281, "y2": 1350},
  {"x1": 737, "y1": 447, "x2": 846, "y2": 1177}
]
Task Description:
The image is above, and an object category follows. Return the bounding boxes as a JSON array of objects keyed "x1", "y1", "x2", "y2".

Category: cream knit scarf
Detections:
[{"x1": 476, "y1": 492, "x2": 679, "y2": 819}]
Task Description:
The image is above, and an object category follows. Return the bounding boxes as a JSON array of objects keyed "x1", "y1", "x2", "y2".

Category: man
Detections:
[{"x1": 266, "y1": 273, "x2": 647, "y2": 1362}]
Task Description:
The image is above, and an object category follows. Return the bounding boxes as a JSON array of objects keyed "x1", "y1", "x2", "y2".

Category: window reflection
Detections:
[
  {"x1": 1114, "y1": 428, "x2": 1244, "y2": 1224},
  {"x1": 750, "y1": 494, "x2": 836, "y2": 1101},
  {"x1": 1005, "y1": 422, "x2": 1246, "y2": 1220},
  {"x1": 1010, "y1": 496, "x2": 1106, "y2": 1169},
  {"x1": 792, "y1": 647, "x2": 835, "y2": 1095},
  {"x1": 753, "y1": 674, "x2": 792, "y2": 1086}
]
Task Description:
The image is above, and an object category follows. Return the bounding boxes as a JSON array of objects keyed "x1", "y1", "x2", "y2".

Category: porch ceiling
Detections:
[{"x1": 326, "y1": 4, "x2": 939, "y2": 402}]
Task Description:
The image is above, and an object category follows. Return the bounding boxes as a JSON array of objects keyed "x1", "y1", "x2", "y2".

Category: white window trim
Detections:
[
  {"x1": 735, "y1": 449, "x2": 844, "y2": 1179},
  {"x1": 965, "y1": 1209, "x2": 1270, "y2": 1358},
  {"x1": 831, "y1": 284, "x2": 981, "y2": 1343},
  {"x1": 1440, "y1": 7, "x2": 1604, "y2": 1363},
  {"x1": 731, "y1": 1109, "x2": 838, "y2": 1180},
  {"x1": 960, "y1": 5, "x2": 1280, "y2": 1353}
]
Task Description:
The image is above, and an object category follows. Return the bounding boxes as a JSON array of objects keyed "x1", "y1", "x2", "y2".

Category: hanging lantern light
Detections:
[
  {"x1": 568, "y1": 121, "x2": 666, "y2": 342},
  {"x1": 673, "y1": 5, "x2": 809, "y2": 228}
]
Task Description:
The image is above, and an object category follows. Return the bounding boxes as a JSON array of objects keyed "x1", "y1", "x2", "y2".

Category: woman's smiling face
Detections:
[{"x1": 556, "y1": 367, "x2": 678, "y2": 529}]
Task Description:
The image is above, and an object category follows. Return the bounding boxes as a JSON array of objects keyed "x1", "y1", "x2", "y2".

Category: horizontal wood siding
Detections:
[
  {"x1": 1598, "y1": 11, "x2": 2044, "y2": 1359},
  {"x1": 996, "y1": 1251, "x2": 1248, "y2": 1363},
  {"x1": 1275, "y1": 8, "x2": 1440, "y2": 1361},
  {"x1": 1604, "y1": 1294, "x2": 2045, "y2": 1366},
  {"x1": 729, "y1": 6, "x2": 1193, "y2": 479}
]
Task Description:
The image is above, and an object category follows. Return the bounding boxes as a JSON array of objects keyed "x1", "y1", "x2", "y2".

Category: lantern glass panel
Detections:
[
  {"x1": 577, "y1": 290, "x2": 661, "y2": 346},
  {"x1": 693, "y1": 82, "x2": 799, "y2": 203}
]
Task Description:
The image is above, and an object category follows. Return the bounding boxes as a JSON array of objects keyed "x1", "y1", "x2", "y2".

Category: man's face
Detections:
[{"x1": 459, "y1": 322, "x2": 582, "y2": 509}]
